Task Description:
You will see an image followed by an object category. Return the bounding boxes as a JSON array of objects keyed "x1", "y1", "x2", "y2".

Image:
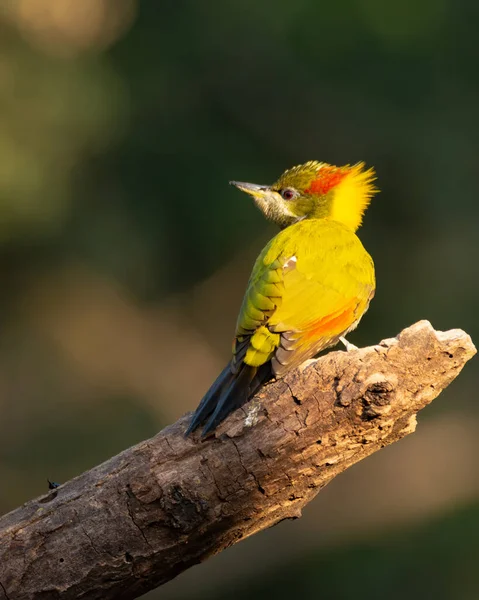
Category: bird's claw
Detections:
[
  {"x1": 298, "y1": 358, "x2": 319, "y2": 372},
  {"x1": 340, "y1": 336, "x2": 358, "y2": 351}
]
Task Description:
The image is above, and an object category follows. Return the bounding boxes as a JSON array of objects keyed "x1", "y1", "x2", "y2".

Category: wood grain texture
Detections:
[{"x1": 0, "y1": 321, "x2": 475, "y2": 600}]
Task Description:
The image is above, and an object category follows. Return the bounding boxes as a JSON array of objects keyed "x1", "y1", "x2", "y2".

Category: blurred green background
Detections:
[{"x1": 0, "y1": 1, "x2": 477, "y2": 598}]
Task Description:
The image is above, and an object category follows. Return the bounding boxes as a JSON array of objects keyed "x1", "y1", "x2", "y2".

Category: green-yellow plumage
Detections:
[{"x1": 187, "y1": 160, "x2": 377, "y2": 437}]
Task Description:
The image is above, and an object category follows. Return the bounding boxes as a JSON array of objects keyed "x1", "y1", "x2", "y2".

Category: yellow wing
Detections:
[{"x1": 233, "y1": 218, "x2": 375, "y2": 376}]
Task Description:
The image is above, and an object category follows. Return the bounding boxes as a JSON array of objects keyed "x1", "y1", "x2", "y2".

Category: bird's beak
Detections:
[{"x1": 229, "y1": 181, "x2": 269, "y2": 199}]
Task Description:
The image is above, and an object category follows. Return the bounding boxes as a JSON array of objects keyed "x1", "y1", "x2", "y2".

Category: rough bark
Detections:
[{"x1": 0, "y1": 321, "x2": 475, "y2": 600}]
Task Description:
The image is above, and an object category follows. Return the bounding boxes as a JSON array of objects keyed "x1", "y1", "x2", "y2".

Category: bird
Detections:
[{"x1": 186, "y1": 160, "x2": 377, "y2": 437}]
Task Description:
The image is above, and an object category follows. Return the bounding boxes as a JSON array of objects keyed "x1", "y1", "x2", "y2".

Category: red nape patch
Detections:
[{"x1": 305, "y1": 167, "x2": 348, "y2": 195}]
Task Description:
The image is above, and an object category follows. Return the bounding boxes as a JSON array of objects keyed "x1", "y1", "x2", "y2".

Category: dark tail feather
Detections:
[
  {"x1": 249, "y1": 362, "x2": 273, "y2": 398},
  {"x1": 200, "y1": 365, "x2": 256, "y2": 437},
  {"x1": 185, "y1": 364, "x2": 234, "y2": 436},
  {"x1": 186, "y1": 361, "x2": 274, "y2": 438}
]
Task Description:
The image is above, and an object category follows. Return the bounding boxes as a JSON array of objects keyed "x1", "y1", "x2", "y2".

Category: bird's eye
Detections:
[{"x1": 281, "y1": 188, "x2": 295, "y2": 200}]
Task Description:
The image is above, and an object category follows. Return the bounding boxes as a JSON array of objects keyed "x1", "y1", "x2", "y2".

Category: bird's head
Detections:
[{"x1": 231, "y1": 160, "x2": 377, "y2": 231}]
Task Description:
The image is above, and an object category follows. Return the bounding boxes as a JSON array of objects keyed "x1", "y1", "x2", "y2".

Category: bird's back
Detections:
[{"x1": 237, "y1": 218, "x2": 375, "y2": 374}]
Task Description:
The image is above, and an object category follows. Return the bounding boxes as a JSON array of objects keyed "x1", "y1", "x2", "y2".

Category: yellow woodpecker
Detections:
[{"x1": 187, "y1": 160, "x2": 377, "y2": 437}]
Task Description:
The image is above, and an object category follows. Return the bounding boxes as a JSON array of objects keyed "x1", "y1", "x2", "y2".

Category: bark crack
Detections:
[
  {"x1": 74, "y1": 509, "x2": 117, "y2": 562},
  {"x1": 284, "y1": 381, "x2": 301, "y2": 405},
  {"x1": 201, "y1": 461, "x2": 228, "y2": 502},
  {"x1": 0, "y1": 581, "x2": 10, "y2": 600},
  {"x1": 231, "y1": 439, "x2": 266, "y2": 496},
  {"x1": 125, "y1": 488, "x2": 154, "y2": 551}
]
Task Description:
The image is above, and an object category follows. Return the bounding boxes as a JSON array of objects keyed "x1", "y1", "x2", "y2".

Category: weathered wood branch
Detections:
[{"x1": 0, "y1": 321, "x2": 475, "y2": 600}]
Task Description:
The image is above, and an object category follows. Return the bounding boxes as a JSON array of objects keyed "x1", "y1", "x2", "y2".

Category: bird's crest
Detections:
[
  {"x1": 274, "y1": 160, "x2": 377, "y2": 231},
  {"x1": 272, "y1": 160, "x2": 325, "y2": 192}
]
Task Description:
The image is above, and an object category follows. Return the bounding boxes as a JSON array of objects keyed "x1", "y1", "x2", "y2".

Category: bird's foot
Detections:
[
  {"x1": 340, "y1": 336, "x2": 358, "y2": 351},
  {"x1": 298, "y1": 357, "x2": 319, "y2": 373}
]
